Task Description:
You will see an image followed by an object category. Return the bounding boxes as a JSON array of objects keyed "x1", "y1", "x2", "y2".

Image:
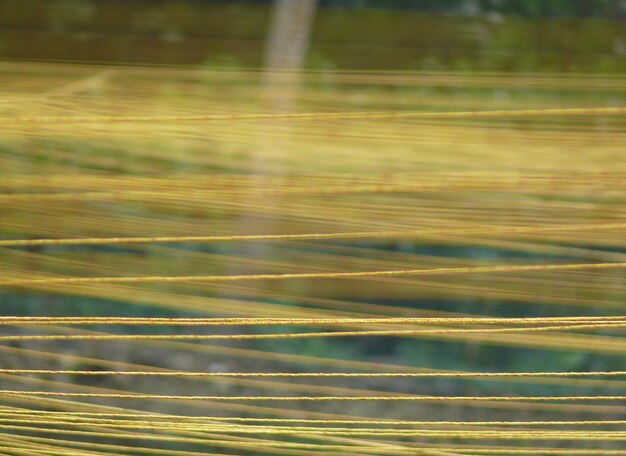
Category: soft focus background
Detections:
[
  {"x1": 2, "y1": 0, "x2": 626, "y2": 70},
  {"x1": 0, "y1": 1, "x2": 625, "y2": 455}
]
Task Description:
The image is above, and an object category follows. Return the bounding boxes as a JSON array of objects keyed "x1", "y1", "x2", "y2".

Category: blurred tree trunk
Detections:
[
  {"x1": 263, "y1": 0, "x2": 317, "y2": 112},
  {"x1": 221, "y1": 0, "x2": 318, "y2": 291}
]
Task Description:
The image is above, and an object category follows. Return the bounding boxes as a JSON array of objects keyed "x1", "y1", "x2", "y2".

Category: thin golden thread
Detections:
[
  {"x1": 2, "y1": 106, "x2": 624, "y2": 126},
  {"x1": 2, "y1": 261, "x2": 626, "y2": 287},
  {"x1": 1, "y1": 421, "x2": 625, "y2": 443},
  {"x1": 1, "y1": 316, "x2": 624, "y2": 326},
  {"x1": 8, "y1": 298, "x2": 618, "y2": 358},
  {"x1": 4, "y1": 431, "x2": 304, "y2": 456},
  {"x1": 3, "y1": 172, "x2": 626, "y2": 201},
  {"x1": 3, "y1": 368, "x2": 622, "y2": 418},
  {"x1": 0, "y1": 401, "x2": 337, "y2": 456},
  {"x1": 2, "y1": 415, "x2": 625, "y2": 433},
  {"x1": 1, "y1": 370, "x2": 624, "y2": 378},
  {"x1": 10, "y1": 315, "x2": 626, "y2": 361},
  {"x1": 0, "y1": 410, "x2": 624, "y2": 426},
  {"x1": 4, "y1": 302, "x2": 620, "y2": 362},
  {"x1": 0, "y1": 420, "x2": 620, "y2": 454},
  {"x1": 0, "y1": 404, "x2": 355, "y2": 456},
  {"x1": 0, "y1": 392, "x2": 623, "y2": 401},
  {"x1": 0, "y1": 425, "x2": 344, "y2": 452},
  {"x1": 1, "y1": 418, "x2": 624, "y2": 439},
  {"x1": 2, "y1": 180, "x2": 626, "y2": 202},
  {"x1": 0, "y1": 436, "x2": 100, "y2": 456},
  {"x1": 10, "y1": 435, "x2": 626, "y2": 456},
  {"x1": 8, "y1": 372, "x2": 625, "y2": 424},
  {"x1": 0, "y1": 423, "x2": 438, "y2": 451},
  {"x1": 10, "y1": 432, "x2": 625, "y2": 456},
  {"x1": 3, "y1": 172, "x2": 623, "y2": 191},
  {"x1": 0, "y1": 426, "x2": 538, "y2": 456},
  {"x1": 17, "y1": 380, "x2": 544, "y2": 450},
  {"x1": 0, "y1": 416, "x2": 626, "y2": 436},
  {"x1": 8, "y1": 344, "x2": 613, "y2": 416},
  {"x1": 0, "y1": 434, "x2": 227, "y2": 456},
  {"x1": 0, "y1": 433, "x2": 405, "y2": 456},
  {"x1": 2, "y1": 322, "x2": 625, "y2": 342},
  {"x1": 2, "y1": 222, "x2": 625, "y2": 247}
]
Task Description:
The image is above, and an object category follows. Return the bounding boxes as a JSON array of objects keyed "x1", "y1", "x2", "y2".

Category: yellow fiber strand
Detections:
[
  {"x1": 2, "y1": 261, "x2": 626, "y2": 287},
  {"x1": 1, "y1": 391, "x2": 624, "y2": 401},
  {"x1": 1, "y1": 410, "x2": 625, "y2": 426},
  {"x1": 2, "y1": 321, "x2": 625, "y2": 342},
  {"x1": 2, "y1": 222, "x2": 625, "y2": 247},
  {"x1": 2, "y1": 370, "x2": 625, "y2": 378},
  {"x1": 2, "y1": 315, "x2": 625, "y2": 325},
  {"x1": 1, "y1": 106, "x2": 624, "y2": 126}
]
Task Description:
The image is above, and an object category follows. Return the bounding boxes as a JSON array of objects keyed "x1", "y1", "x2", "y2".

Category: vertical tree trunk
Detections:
[
  {"x1": 222, "y1": 0, "x2": 318, "y2": 292},
  {"x1": 263, "y1": 0, "x2": 317, "y2": 113}
]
